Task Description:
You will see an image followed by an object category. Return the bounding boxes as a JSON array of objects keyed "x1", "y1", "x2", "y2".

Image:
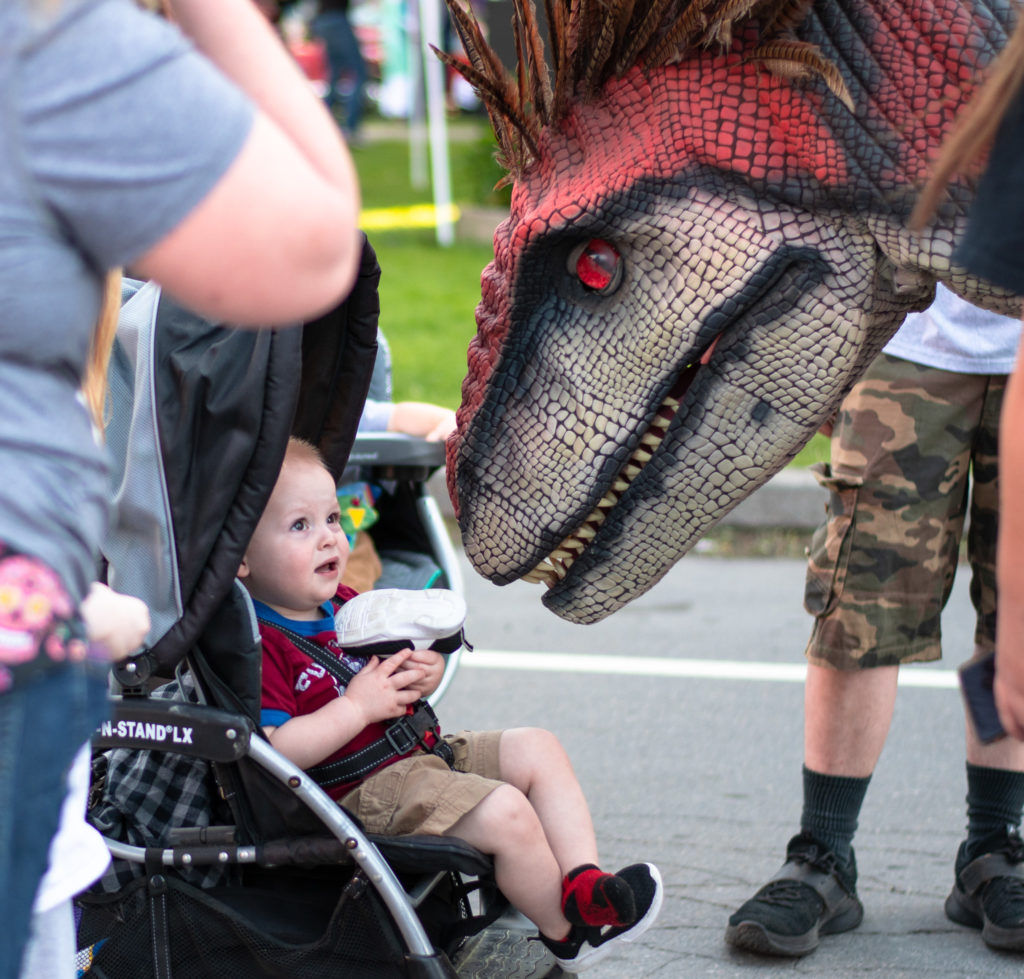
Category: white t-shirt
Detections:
[
  {"x1": 33, "y1": 746, "x2": 110, "y2": 913},
  {"x1": 883, "y1": 282, "x2": 1022, "y2": 374}
]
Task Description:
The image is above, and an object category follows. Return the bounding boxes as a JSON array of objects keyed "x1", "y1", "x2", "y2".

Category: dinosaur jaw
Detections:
[
  {"x1": 458, "y1": 237, "x2": 845, "y2": 608},
  {"x1": 521, "y1": 346, "x2": 714, "y2": 588}
]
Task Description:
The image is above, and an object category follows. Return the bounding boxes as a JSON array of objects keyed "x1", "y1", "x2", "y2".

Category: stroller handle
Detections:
[{"x1": 347, "y1": 432, "x2": 446, "y2": 469}]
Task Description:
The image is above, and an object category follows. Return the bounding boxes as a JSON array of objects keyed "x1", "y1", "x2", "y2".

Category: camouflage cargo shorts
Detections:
[{"x1": 804, "y1": 352, "x2": 1005, "y2": 670}]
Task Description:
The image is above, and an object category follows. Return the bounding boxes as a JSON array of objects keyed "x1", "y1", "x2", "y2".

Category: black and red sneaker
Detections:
[
  {"x1": 541, "y1": 863, "x2": 664, "y2": 973},
  {"x1": 561, "y1": 864, "x2": 637, "y2": 927}
]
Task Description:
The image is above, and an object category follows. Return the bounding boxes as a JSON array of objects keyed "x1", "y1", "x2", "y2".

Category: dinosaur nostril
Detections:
[{"x1": 572, "y1": 239, "x2": 622, "y2": 294}]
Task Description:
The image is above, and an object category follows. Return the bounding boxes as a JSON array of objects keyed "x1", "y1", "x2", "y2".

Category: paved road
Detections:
[{"x1": 438, "y1": 547, "x2": 1021, "y2": 978}]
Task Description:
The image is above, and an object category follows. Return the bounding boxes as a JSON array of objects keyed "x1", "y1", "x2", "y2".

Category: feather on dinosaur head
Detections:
[
  {"x1": 436, "y1": 0, "x2": 852, "y2": 181},
  {"x1": 443, "y1": 0, "x2": 1021, "y2": 624}
]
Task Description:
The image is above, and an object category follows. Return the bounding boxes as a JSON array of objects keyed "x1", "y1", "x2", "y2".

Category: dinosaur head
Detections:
[{"x1": 442, "y1": 0, "x2": 1017, "y2": 624}]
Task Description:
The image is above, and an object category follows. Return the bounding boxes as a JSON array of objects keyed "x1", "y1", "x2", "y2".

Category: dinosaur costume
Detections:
[{"x1": 438, "y1": 0, "x2": 1022, "y2": 624}]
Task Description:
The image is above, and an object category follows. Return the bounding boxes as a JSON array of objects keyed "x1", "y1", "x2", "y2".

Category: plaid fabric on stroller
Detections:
[{"x1": 76, "y1": 238, "x2": 556, "y2": 978}]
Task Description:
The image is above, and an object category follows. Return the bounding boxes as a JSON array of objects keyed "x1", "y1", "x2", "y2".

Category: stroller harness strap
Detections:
[{"x1": 259, "y1": 619, "x2": 455, "y2": 788}]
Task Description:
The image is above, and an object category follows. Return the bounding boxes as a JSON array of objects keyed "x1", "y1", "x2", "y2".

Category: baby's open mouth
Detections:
[{"x1": 316, "y1": 559, "x2": 339, "y2": 576}]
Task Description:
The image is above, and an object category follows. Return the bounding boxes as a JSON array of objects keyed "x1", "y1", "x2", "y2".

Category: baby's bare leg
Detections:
[
  {"x1": 444, "y1": 783, "x2": 570, "y2": 940},
  {"x1": 497, "y1": 727, "x2": 599, "y2": 873}
]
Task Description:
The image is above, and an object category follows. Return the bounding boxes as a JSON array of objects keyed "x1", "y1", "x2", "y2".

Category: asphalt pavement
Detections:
[{"x1": 435, "y1": 492, "x2": 1020, "y2": 978}]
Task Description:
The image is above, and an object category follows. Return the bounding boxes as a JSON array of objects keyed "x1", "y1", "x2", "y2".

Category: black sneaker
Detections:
[
  {"x1": 945, "y1": 828, "x2": 1024, "y2": 951},
  {"x1": 725, "y1": 833, "x2": 864, "y2": 956},
  {"x1": 539, "y1": 863, "x2": 664, "y2": 973},
  {"x1": 537, "y1": 926, "x2": 588, "y2": 973}
]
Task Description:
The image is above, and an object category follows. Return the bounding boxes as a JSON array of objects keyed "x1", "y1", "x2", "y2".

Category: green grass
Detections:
[
  {"x1": 355, "y1": 134, "x2": 509, "y2": 212},
  {"x1": 791, "y1": 432, "x2": 830, "y2": 468},
  {"x1": 373, "y1": 238, "x2": 493, "y2": 408},
  {"x1": 353, "y1": 125, "x2": 502, "y2": 408}
]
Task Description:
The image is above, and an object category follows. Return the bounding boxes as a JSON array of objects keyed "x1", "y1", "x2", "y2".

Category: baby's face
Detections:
[{"x1": 240, "y1": 455, "x2": 348, "y2": 620}]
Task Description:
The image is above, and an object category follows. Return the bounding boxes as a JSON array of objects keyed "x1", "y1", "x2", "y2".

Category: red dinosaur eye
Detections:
[{"x1": 571, "y1": 239, "x2": 622, "y2": 294}]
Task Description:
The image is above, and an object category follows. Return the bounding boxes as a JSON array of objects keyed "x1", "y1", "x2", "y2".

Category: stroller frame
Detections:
[
  {"x1": 80, "y1": 240, "x2": 551, "y2": 977},
  {"x1": 91, "y1": 668, "x2": 478, "y2": 978}
]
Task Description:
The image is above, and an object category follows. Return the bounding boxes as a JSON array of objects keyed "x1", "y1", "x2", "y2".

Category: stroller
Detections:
[{"x1": 76, "y1": 239, "x2": 555, "y2": 978}]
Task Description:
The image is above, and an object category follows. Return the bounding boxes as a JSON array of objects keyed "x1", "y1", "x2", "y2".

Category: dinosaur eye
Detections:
[{"x1": 569, "y1": 239, "x2": 623, "y2": 294}]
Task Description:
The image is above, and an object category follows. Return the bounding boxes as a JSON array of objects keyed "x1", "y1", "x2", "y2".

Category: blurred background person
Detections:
[{"x1": 311, "y1": 0, "x2": 369, "y2": 142}]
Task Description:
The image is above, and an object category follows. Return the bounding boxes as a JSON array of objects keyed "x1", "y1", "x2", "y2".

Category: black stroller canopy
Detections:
[{"x1": 104, "y1": 242, "x2": 380, "y2": 682}]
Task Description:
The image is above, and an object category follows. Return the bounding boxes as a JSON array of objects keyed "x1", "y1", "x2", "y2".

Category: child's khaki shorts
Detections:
[{"x1": 339, "y1": 729, "x2": 504, "y2": 836}]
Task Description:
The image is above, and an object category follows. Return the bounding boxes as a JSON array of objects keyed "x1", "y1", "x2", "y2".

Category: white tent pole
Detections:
[{"x1": 417, "y1": 0, "x2": 454, "y2": 245}]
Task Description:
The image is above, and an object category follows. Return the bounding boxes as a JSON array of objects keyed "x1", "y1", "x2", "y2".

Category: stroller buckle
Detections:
[
  {"x1": 384, "y1": 701, "x2": 446, "y2": 760},
  {"x1": 384, "y1": 715, "x2": 420, "y2": 755}
]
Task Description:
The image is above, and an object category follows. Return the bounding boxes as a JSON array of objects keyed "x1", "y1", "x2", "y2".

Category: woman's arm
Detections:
[
  {"x1": 996, "y1": 331, "x2": 1024, "y2": 740},
  {"x1": 132, "y1": 0, "x2": 360, "y2": 323}
]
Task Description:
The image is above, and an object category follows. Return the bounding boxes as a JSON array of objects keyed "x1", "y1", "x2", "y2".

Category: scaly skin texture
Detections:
[{"x1": 448, "y1": 1, "x2": 1021, "y2": 624}]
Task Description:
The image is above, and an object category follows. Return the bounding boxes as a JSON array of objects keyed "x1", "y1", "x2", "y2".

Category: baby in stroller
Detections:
[{"x1": 239, "y1": 436, "x2": 664, "y2": 974}]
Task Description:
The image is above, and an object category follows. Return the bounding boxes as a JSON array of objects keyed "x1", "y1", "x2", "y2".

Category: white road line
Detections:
[{"x1": 462, "y1": 650, "x2": 959, "y2": 689}]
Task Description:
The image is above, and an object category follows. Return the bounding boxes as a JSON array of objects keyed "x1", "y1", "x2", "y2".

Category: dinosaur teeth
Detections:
[
  {"x1": 523, "y1": 562, "x2": 560, "y2": 586},
  {"x1": 522, "y1": 386, "x2": 686, "y2": 588}
]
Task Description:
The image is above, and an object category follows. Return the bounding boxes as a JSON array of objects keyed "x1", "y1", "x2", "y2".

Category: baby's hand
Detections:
[
  {"x1": 425, "y1": 410, "x2": 457, "y2": 443},
  {"x1": 397, "y1": 648, "x2": 446, "y2": 697},
  {"x1": 346, "y1": 648, "x2": 425, "y2": 725},
  {"x1": 80, "y1": 583, "x2": 150, "y2": 661}
]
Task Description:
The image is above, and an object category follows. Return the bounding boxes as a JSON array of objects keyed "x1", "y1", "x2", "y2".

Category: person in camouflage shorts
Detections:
[
  {"x1": 804, "y1": 353, "x2": 1001, "y2": 670},
  {"x1": 727, "y1": 285, "x2": 1024, "y2": 959}
]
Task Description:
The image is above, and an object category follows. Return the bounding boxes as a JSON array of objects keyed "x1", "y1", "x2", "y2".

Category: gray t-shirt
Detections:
[{"x1": 0, "y1": 0, "x2": 253, "y2": 602}]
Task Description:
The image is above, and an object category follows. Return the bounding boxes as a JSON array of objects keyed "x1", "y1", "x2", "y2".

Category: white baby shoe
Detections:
[{"x1": 335, "y1": 588, "x2": 470, "y2": 657}]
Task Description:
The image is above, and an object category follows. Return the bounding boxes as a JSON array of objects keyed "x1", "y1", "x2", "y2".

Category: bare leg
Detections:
[
  {"x1": 443, "y1": 783, "x2": 570, "y2": 940},
  {"x1": 441, "y1": 727, "x2": 603, "y2": 941},
  {"x1": 804, "y1": 663, "x2": 899, "y2": 776},
  {"x1": 497, "y1": 727, "x2": 599, "y2": 872}
]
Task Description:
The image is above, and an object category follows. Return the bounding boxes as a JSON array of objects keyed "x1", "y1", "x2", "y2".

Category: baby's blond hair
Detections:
[{"x1": 283, "y1": 436, "x2": 330, "y2": 473}]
